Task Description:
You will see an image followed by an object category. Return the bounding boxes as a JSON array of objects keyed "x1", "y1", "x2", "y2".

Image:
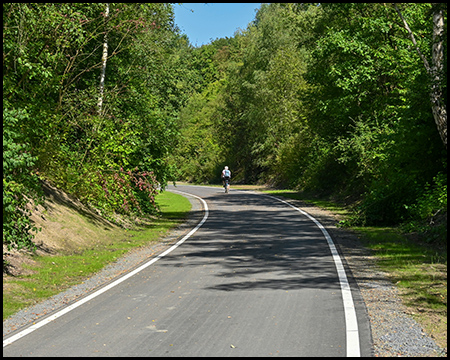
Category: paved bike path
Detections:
[{"x1": 3, "y1": 185, "x2": 372, "y2": 356}]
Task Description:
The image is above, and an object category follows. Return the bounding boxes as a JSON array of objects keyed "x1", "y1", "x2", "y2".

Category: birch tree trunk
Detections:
[
  {"x1": 97, "y1": 3, "x2": 109, "y2": 116},
  {"x1": 430, "y1": 4, "x2": 446, "y2": 149},
  {"x1": 394, "y1": 3, "x2": 447, "y2": 149}
]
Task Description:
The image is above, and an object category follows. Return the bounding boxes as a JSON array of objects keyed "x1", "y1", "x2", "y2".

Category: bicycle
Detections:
[{"x1": 223, "y1": 178, "x2": 230, "y2": 193}]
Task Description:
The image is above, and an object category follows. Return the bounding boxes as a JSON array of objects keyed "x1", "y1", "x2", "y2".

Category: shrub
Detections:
[{"x1": 3, "y1": 108, "x2": 43, "y2": 258}]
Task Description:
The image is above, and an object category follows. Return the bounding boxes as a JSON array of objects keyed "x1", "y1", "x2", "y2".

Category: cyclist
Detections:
[{"x1": 221, "y1": 166, "x2": 231, "y2": 191}]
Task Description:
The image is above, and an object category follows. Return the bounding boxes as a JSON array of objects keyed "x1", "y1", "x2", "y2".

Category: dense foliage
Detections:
[
  {"x1": 3, "y1": 3, "x2": 447, "y2": 257},
  {"x1": 3, "y1": 3, "x2": 196, "y2": 254},
  {"x1": 3, "y1": 107, "x2": 43, "y2": 252},
  {"x1": 174, "y1": 3, "x2": 447, "y2": 240}
]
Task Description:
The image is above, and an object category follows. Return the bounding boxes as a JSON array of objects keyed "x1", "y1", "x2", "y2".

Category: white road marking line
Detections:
[
  {"x1": 5, "y1": 188, "x2": 361, "y2": 356},
  {"x1": 264, "y1": 194, "x2": 361, "y2": 357},
  {"x1": 3, "y1": 191, "x2": 208, "y2": 348}
]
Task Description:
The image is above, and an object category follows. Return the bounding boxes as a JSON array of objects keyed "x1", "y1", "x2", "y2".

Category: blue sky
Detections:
[{"x1": 173, "y1": 3, "x2": 262, "y2": 47}]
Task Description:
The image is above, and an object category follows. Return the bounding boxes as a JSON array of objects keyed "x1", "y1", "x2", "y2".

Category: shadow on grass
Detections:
[{"x1": 355, "y1": 226, "x2": 447, "y2": 311}]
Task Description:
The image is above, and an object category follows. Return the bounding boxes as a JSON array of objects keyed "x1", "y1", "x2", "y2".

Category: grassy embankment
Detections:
[{"x1": 3, "y1": 191, "x2": 192, "y2": 320}]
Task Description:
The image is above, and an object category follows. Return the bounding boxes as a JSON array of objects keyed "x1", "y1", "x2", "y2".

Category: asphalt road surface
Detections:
[{"x1": 3, "y1": 184, "x2": 372, "y2": 357}]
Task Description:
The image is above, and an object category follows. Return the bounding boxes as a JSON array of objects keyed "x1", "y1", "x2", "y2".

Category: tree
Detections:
[
  {"x1": 174, "y1": 2, "x2": 446, "y2": 228},
  {"x1": 394, "y1": 3, "x2": 447, "y2": 148},
  {"x1": 3, "y1": 107, "x2": 43, "y2": 255},
  {"x1": 97, "y1": 3, "x2": 109, "y2": 115},
  {"x1": 3, "y1": 3, "x2": 193, "y2": 260},
  {"x1": 304, "y1": 3, "x2": 446, "y2": 224}
]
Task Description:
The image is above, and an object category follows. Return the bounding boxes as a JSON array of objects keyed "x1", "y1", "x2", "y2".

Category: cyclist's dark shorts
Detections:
[{"x1": 223, "y1": 176, "x2": 230, "y2": 181}]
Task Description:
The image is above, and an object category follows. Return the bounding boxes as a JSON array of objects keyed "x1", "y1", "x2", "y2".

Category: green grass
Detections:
[
  {"x1": 262, "y1": 189, "x2": 351, "y2": 217},
  {"x1": 3, "y1": 191, "x2": 192, "y2": 320},
  {"x1": 353, "y1": 226, "x2": 447, "y2": 310},
  {"x1": 353, "y1": 225, "x2": 447, "y2": 348},
  {"x1": 155, "y1": 189, "x2": 192, "y2": 219}
]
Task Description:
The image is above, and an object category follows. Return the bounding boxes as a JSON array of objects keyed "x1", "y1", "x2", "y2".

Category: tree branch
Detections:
[{"x1": 393, "y1": 3, "x2": 431, "y2": 75}]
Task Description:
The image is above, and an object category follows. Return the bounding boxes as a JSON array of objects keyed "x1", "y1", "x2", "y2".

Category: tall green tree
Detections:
[
  {"x1": 173, "y1": 3, "x2": 446, "y2": 233},
  {"x1": 3, "y1": 3, "x2": 195, "y2": 257},
  {"x1": 394, "y1": 3, "x2": 447, "y2": 149},
  {"x1": 306, "y1": 3, "x2": 446, "y2": 224}
]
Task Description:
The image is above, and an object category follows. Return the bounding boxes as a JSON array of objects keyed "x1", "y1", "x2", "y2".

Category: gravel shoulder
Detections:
[{"x1": 3, "y1": 190, "x2": 446, "y2": 357}]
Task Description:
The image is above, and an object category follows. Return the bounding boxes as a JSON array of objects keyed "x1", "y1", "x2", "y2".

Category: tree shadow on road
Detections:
[{"x1": 162, "y1": 191, "x2": 347, "y2": 292}]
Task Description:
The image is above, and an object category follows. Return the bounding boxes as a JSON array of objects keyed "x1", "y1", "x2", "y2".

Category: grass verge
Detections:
[
  {"x1": 3, "y1": 191, "x2": 191, "y2": 320},
  {"x1": 352, "y1": 226, "x2": 447, "y2": 349},
  {"x1": 262, "y1": 189, "x2": 447, "y2": 350}
]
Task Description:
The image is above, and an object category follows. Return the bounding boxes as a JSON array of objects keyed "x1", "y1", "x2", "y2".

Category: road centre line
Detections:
[
  {"x1": 3, "y1": 190, "x2": 208, "y2": 348},
  {"x1": 263, "y1": 194, "x2": 361, "y2": 357}
]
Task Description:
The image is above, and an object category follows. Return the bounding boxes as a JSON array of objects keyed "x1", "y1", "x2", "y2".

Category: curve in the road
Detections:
[
  {"x1": 262, "y1": 194, "x2": 360, "y2": 357},
  {"x1": 4, "y1": 188, "x2": 361, "y2": 357},
  {"x1": 3, "y1": 190, "x2": 208, "y2": 348}
]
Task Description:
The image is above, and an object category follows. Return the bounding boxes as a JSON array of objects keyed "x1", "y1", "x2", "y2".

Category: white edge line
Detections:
[
  {"x1": 264, "y1": 195, "x2": 361, "y2": 357},
  {"x1": 3, "y1": 190, "x2": 208, "y2": 348}
]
